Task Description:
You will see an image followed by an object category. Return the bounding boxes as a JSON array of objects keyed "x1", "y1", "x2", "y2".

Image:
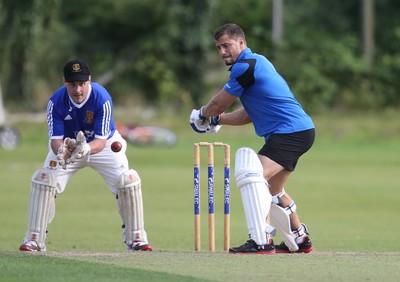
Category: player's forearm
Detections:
[
  {"x1": 51, "y1": 139, "x2": 64, "y2": 155},
  {"x1": 220, "y1": 108, "x2": 251, "y2": 126},
  {"x1": 202, "y1": 99, "x2": 226, "y2": 116},
  {"x1": 87, "y1": 138, "x2": 107, "y2": 154},
  {"x1": 202, "y1": 89, "x2": 236, "y2": 117}
]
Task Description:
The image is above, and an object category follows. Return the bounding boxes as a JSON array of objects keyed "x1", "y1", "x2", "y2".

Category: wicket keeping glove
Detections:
[
  {"x1": 57, "y1": 137, "x2": 77, "y2": 169},
  {"x1": 67, "y1": 131, "x2": 91, "y2": 164}
]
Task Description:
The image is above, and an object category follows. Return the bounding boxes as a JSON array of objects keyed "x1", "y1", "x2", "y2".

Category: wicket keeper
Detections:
[{"x1": 19, "y1": 59, "x2": 152, "y2": 252}]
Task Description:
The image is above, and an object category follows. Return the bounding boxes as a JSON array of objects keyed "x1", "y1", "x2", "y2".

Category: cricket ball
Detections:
[{"x1": 111, "y1": 141, "x2": 122, "y2": 152}]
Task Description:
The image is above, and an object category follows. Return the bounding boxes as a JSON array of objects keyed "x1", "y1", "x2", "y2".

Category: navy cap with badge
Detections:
[{"x1": 63, "y1": 59, "x2": 91, "y2": 82}]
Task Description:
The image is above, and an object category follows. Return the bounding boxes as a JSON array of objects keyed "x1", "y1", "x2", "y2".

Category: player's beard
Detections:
[{"x1": 223, "y1": 56, "x2": 234, "y2": 66}]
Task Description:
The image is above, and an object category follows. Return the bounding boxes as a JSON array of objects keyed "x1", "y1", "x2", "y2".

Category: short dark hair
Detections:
[{"x1": 213, "y1": 23, "x2": 246, "y2": 41}]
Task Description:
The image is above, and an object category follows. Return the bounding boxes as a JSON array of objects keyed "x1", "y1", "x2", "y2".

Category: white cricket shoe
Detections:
[
  {"x1": 127, "y1": 241, "x2": 153, "y2": 251},
  {"x1": 19, "y1": 240, "x2": 46, "y2": 252}
]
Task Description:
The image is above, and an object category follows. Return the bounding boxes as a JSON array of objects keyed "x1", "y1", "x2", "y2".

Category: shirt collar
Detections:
[
  {"x1": 68, "y1": 83, "x2": 92, "y2": 109},
  {"x1": 229, "y1": 48, "x2": 252, "y2": 71}
]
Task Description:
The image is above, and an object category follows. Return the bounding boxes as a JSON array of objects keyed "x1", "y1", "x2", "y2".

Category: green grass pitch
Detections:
[{"x1": 1, "y1": 114, "x2": 399, "y2": 281}]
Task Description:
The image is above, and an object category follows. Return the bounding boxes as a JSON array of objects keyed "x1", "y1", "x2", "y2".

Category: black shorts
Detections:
[{"x1": 258, "y1": 129, "x2": 315, "y2": 172}]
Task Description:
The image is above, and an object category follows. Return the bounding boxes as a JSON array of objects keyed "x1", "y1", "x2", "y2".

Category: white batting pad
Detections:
[
  {"x1": 235, "y1": 147, "x2": 271, "y2": 246},
  {"x1": 116, "y1": 169, "x2": 147, "y2": 246},
  {"x1": 270, "y1": 204, "x2": 299, "y2": 251},
  {"x1": 23, "y1": 168, "x2": 57, "y2": 250}
]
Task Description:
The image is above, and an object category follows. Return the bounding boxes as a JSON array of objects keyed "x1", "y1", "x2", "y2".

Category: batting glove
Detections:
[
  {"x1": 206, "y1": 124, "x2": 222, "y2": 134},
  {"x1": 189, "y1": 108, "x2": 208, "y2": 133},
  {"x1": 209, "y1": 115, "x2": 221, "y2": 126}
]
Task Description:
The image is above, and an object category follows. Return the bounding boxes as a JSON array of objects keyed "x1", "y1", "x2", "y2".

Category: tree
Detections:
[
  {"x1": 1, "y1": 0, "x2": 400, "y2": 111},
  {"x1": 0, "y1": 0, "x2": 68, "y2": 109},
  {"x1": 362, "y1": 0, "x2": 374, "y2": 66},
  {"x1": 58, "y1": 0, "x2": 213, "y2": 107},
  {"x1": 0, "y1": 0, "x2": 35, "y2": 108},
  {"x1": 272, "y1": 0, "x2": 283, "y2": 47}
]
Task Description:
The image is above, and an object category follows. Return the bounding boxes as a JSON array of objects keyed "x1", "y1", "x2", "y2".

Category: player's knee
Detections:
[
  {"x1": 31, "y1": 168, "x2": 57, "y2": 189},
  {"x1": 272, "y1": 189, "x2": 296, "y2": 214},
  {"x1": 116, "y1": 169, "x2": 141, "y2": 189},
  {"x1": 234, "y1": 147, "x2": 267, "y2": 190},
  {"x1": 271, "y1": 188, "x2": 285, "y2": 204}
]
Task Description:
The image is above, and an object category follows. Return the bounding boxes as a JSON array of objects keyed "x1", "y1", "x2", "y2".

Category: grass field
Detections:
[{"x1": 1, "y1": 111, "x2": 400, "y2": 281}]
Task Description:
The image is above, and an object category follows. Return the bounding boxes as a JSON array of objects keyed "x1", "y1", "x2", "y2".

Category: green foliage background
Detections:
[{"x1": 1, "y1": 0, "x2": 399, "y2": 113}]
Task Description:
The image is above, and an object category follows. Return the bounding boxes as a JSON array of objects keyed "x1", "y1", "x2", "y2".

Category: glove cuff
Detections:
[
  {"x1": 199, "y1": 106, "x2": 207, "y2": 119},
  {"x1": 82, "y1": 143, "x2": 91, "y2": 157},
  {"x1": 209, "y1": 115, "x2": 221, "y2": 126}
]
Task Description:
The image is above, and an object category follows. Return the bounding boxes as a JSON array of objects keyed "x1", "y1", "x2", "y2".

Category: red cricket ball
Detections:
[{"x1": 111, "y1": 141, "x2": 122, "y2": 152}]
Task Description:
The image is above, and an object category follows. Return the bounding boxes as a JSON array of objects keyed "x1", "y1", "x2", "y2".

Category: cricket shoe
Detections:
[
  {"x1": 229, "y1": 239, "x2": 275, "y2": 255},
  {"x1": 275, "y1": 236, "x2": 314, "y2": 253},
  {"x1": 19, "y1": 240, "x2": 46, "y2": 252},
  {"x1": 127, "y1": 241, "x2": 153, "y2": 251}
]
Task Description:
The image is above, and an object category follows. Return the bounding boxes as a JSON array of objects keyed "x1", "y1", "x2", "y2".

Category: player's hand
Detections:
[
  {"x1": 57, "y1": 137, "x2": 77, "y2": 169},
  {"x1": 190, "y1": 108, "x2": 222, "y2": 134},
  {"x1": 209, "y1": 115, "x2": 221, "y2": 126},
  {"x1": 67, "y1": 131, "x2": 91, "y2": 163},
  {"x1": 206, "y1": 124, "x2": 221, "y2": 134},
  {"x1": 189, "y1": 108, "x2": 208, "y2": 133}
]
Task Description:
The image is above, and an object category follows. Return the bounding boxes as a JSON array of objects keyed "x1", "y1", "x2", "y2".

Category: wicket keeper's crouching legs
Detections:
[
  {"x1": 116, "y1": 169, "x2": 152, "y2": 251},
  {"x1": 19, "y1": 168, "x2": 57, "y2": 252},
  {"x1": 19, "y1": 136, "x2": 153, "y2": 252}
]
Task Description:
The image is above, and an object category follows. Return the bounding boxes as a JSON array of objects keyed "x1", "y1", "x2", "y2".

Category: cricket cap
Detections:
[{"x1": 63, "y1": 59, "x2": 91, "y2": 82}]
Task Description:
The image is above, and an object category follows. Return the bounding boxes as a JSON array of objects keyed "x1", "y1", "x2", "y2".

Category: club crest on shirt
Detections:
[{"x1": 85, "y1": 110, "x2": 94, "y2": 124}]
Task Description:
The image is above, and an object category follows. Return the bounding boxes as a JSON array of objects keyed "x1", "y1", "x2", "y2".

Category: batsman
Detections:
[
  {"x1": 19, "y1": 59, "x2": 152, "y2": 252},
  {"x1": 190, "y1": 23, "x2": 315, "y2": 254}
]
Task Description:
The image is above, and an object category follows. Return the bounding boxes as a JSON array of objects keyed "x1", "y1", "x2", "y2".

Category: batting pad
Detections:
[
  {"x1": 235, "y1": 147, "x2": 271, "y2": 246},
  {"x1": 116, "y1": 169, "x2": 147, "y2": 246},
  {"x1": 24, "y1": 168, "x2": 57, "y2": 250},
  {"x1": 270, "y1": 204, "x2": 299, "y2": 252}
]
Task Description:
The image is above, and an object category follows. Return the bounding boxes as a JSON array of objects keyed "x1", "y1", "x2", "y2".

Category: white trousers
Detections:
[{"x1": 43, "y1": 131, "x2": 129, "y2": 195}]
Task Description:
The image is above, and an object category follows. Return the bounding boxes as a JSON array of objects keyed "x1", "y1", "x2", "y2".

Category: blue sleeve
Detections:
[
  {"x1": 47, "y1": 94, "x2": 65, "y2": 139},
  {"x1": 93, "y1": 99, "x2": 113, "y2": 138},
  {"x1": 92, "y1": 84, "x2": 114, "y2": 139},
  {"x1": 223, "y1": 59, "x2": 256, "y2": 97}
]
